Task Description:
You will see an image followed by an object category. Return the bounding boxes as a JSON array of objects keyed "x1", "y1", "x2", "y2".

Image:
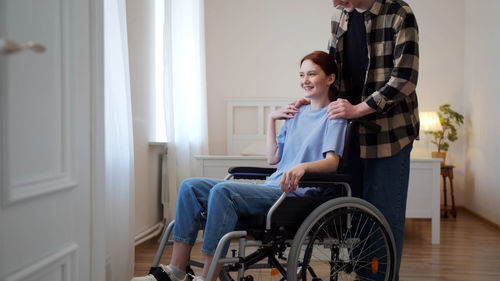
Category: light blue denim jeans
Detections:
[
  {"x1": 362, "y1": 142, "x2": 413, "y2": 281},
  {"x1": 172, "y1": 178, "x2": 283, "y2": 256}
]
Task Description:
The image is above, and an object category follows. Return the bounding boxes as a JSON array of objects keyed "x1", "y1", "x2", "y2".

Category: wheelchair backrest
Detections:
[{"x1": 337, "y1": 121, "x2": 355, "y2": 174}]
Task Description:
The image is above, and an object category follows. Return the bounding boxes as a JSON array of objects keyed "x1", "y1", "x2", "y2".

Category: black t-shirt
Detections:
[{"x1": 343, "y1": 10, "x2": 369, "y2": 105}]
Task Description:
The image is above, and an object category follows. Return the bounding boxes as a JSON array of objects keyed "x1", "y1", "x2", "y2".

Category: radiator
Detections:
[{"x1": 161, "y1": 146, "x2": 170, "y2": 221}]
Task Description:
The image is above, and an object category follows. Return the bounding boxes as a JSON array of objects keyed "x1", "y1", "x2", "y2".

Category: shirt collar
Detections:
[{"x1": 367, "y1": 0, "x2": 383, "y2": 16}]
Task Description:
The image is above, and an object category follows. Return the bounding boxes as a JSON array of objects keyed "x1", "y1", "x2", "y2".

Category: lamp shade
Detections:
[{"x1": 420, "y1": 111, "x2": 443, "y2": 132}]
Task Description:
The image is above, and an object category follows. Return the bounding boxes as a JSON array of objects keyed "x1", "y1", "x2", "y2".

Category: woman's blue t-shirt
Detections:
[{"x1": 265, "y1": 104, "x2": 347, "y2": 196}]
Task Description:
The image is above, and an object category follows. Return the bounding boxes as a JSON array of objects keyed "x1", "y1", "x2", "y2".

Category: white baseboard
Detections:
[{"x1": 134, "y1": 221, "x2": 165, "y2": 246}]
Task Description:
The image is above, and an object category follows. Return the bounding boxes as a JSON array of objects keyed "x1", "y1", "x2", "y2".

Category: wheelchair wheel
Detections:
[{"x1": 287, "y1": 197, "x2": 396, "y2": 281}]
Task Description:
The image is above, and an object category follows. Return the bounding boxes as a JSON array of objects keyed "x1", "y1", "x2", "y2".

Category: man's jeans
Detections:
[
  {"x1": 363, "y1": 142, "x2": 413, "y2": 281},
  {"x1": 172, "y1": 178, "x2": 282, "y2": 256}
]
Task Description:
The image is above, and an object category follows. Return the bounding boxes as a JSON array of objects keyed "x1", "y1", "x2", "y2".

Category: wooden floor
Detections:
[{"x1": 135, "y1": 208, "x2": 500, "y2": 280}]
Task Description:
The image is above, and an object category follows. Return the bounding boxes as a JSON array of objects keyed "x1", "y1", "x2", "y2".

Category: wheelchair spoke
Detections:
[
  {"x1": 351, "y1": 213, "x2": 368, "y2": 244},
  {"x1": 345, "y1": 214, "x2": 371, "y2": 262},
  {"x1": 353, "y1": 259, "x2": 388, "y2": 272},
  {"x1": 353, "y1": 235, "x2": 386, "y2": 265},
  {"x1": 351, "y1": 225, "x2": 382, "y2": 268},
  {"x1": 352, "y1": 221, "x2": 376, "y2": 261}
]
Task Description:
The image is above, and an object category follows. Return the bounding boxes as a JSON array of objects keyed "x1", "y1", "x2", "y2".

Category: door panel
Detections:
[
  {"x1": 1, "y1": 0, "x2": 75, "y2": 204},
  {"x1": 0, "y1": 0, "x2": 98, "y2": 280}
]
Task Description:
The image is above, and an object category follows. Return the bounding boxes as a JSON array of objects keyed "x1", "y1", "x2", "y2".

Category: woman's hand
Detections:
[
  {"x1": 269, "y1": 104, "x2": 298, "y2": 120},
  {"x1": 280, "y1": 164, "x2": 306, "y2": 195},
  {"x1": 271, "y1": 99, "x2": 308, "y2": 120},
  {"x1": 293, "y1": 98, "x2": 310, "y2": 108},
  {"x1": 279, "y1": 152, "x2": 340, "y2": 194}
]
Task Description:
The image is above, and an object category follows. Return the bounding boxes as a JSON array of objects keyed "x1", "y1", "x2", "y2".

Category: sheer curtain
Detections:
[
  {"x1": 163, "y1": 0, "x2": 209, "y2": 220},
  {"x1": 104, "y1": 0, "x2": 135, "y2": 280}
]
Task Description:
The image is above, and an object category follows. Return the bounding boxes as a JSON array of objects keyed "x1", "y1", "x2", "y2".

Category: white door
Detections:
[{"x1": 0, "y1": 0, "x2": 104, "y2": 280}]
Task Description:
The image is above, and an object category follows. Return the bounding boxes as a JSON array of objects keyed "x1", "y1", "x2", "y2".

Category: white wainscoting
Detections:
[
  {"x1": 4, "y1": 243, "x2": 77, "y2": 281},
  {"x1": 194, "y1": 156, "x2": 442, "y2": 244}
]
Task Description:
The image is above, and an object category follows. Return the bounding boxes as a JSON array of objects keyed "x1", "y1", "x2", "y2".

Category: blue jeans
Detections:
[
  {"x1": 172, "y1": 178, "x2": 283, "y2": 256},
  {"x1": 362, "y1": 142, "x2": 413, "y2": 281}
]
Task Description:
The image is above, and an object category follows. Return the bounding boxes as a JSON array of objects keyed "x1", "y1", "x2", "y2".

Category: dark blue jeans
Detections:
[{"x1": 362, "y1": 142, "x2": 413, "y2": 281}]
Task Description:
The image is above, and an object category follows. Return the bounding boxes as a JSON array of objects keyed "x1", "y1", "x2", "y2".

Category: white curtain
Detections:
[
  {"x1": 163, "y1": 0, "x2": 209, "y2": 220},
  {"x1": 104, "y1": 0, "x2": 135, "y2": 280}
]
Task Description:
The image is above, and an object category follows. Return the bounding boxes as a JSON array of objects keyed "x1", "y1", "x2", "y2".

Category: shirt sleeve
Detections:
[
  {"x1": 364, "y1": 10, "x2": 419, "y2": 113},
  {"x1": 275, "y1": 120, "x2": 288, "y2": 159},
  {"x1": 322, "y1": 118, "x2": 347, "y2": 157}
]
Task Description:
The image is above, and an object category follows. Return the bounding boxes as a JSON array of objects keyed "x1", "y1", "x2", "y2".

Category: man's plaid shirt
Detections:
[{"x1": 328, "y1": 0, "x2": 420, "y2": 158}]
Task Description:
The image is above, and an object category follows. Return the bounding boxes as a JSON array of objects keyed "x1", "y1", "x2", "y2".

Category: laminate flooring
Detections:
[{"x1": 134, "y1": 208, "x2": 500, "y2": 280}]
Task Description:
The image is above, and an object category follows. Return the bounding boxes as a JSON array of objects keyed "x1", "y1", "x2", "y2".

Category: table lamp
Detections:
[{"x1": 419, "y1": 111, "x2": 443, "y2": 157}]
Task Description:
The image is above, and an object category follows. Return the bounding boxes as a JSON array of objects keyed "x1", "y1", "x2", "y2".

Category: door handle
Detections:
[{"x1": 1, "y1": 39, "x2": 46, "y2": 55}]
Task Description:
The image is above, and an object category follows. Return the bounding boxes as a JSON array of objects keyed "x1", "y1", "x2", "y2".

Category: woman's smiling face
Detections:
[{"x1": 299, "y1": 59, "x2": 334, "y2": 100}]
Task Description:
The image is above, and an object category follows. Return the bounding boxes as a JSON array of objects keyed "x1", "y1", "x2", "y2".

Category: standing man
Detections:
[{"x1": 327, "y1": 0, "x2": 419, "y2": 280}]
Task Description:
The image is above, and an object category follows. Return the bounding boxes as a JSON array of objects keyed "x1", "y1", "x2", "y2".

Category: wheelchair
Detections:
[{"x1": 149, "y1": 122, "x2": 397, "y2": 281}]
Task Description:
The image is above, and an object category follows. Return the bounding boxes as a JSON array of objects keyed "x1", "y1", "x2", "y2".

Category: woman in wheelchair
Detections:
[
  {"x1": 132, "y1": 50, "x2": 347, "y2": 281},
  {"x1": 134, "y1": 51, "x2": 397, "y2": 281}
]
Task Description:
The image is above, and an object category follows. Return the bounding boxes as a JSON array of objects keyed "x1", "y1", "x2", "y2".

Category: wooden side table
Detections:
[{"x1": 441, "y1": 164, "x2": 457, "y2": 218}]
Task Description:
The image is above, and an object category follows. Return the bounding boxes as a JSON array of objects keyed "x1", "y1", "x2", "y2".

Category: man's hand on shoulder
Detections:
[{"x1": 327, "y1": 99, "x2": 376, "y2": 119}]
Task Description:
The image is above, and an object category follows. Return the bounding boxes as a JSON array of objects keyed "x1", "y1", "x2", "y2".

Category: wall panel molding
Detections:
[
  {"x1": 1, "y1": 0, "x2": 76, "y2": 206},
  {"x1": 4, "y1": 243, "x2": 78, "y2": 281}
]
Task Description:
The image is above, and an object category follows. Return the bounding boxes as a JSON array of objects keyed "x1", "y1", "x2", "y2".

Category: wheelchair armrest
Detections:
[
  {"x1": 298, "y1": 172, "x2": 352, "y2": 188},
  {"x1": 264, "y1": 172, "x2": 352, "y2": 230},
  {"x1": 264, "y1": 172, "x2": 352, "y2": 231},
  {"x1": 227, "y1": 166, "x2": 277, "y2": 180}
]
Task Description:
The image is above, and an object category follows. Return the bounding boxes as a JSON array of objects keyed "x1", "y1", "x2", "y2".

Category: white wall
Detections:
[
  {"x1": 406, "y1": 0, "x2": 467, "y2": 206},
  {"x1": 205, "y1": 0, "x2": 468, "y2": 204},
  {"x1": 126, "y1": 0, "x2": 164, "y2": 236},
  {"x1": 463, "y1": 0, "x2": 500, "y2": 225},
  {"x1": 205, "y1": 0, "x2": 333, "y2": 155}
]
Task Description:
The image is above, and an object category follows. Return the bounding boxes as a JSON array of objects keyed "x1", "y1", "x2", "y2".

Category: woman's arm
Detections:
[
  {"x1": 280, "y1": 151, "x2": 340, "y2": 194},
  {"x1": 266, "y1": 115, "x2": 280, "y2": 165},
  {"x1": 267, "y1": 106, "x2": 297, "y2": 165}
]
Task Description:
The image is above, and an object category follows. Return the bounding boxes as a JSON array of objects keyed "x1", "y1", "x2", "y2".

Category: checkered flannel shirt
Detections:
[{"x1": 328, "y1": 0, "x2": 420, "y2": 158}]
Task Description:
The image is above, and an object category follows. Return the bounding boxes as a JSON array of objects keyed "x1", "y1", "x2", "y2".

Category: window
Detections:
[
  {"x1": 154, "y1": 0, "x2": 167, "y2": 142},
  {"x1": 151, "y1": 0, "x2": 207, "y2": 148}
]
